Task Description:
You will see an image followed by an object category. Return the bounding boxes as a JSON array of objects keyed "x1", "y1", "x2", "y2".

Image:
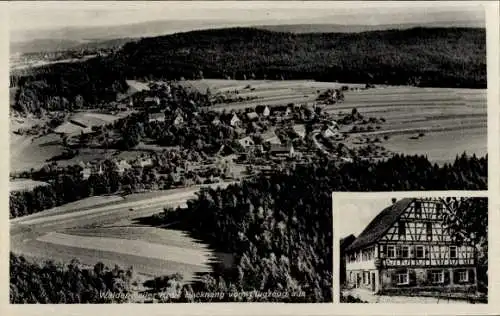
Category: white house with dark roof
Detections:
[
  {"x1": 246, "y1": 112, "x2": 259, "y2": 121},
  {"x1": 263, "y1": 106, "x2": 271, "y2": 117},
  {"x1": 238, "y1": 136, "x2": 254, "y2": 148},
  {"x1": 344, "y1": 198, "x2": 477, "y2": 294},
  {"x1": 173, "y1": 114, "x2": 184, "y2": 126},
  {"x1": 230, "y1": 114, "x2": 241, "y2": 127},
  {"x1": 148, "y1": 112, "x2": 166, "y2": 123},
  {"x1": 261, "y1": 130, "x2": 281, "y2": 145}
]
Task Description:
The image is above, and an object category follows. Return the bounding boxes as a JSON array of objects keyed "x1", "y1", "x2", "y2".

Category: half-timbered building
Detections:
[{"x1": 344, "y1": 198, "x2": 477, "y2": 294}]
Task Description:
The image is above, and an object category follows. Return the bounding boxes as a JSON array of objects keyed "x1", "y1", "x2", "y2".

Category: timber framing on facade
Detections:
[{"x1": 344, "y1": 198, "x2": 477, "y2": 295}]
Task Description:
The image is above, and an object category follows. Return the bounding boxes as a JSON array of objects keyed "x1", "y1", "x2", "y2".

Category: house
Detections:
[
  {"x1": 256, "y1": 105, "x2": 271, "y2": 117},
  {"x1": 238, "y1": 136, "x2": 255, "y2": 148},
  {"x1": 268, "y1": 143, "x2": 295, "y2": 157},
  {"x1": 117, "y1": 103, "x2": 128, "y2": 111},
  {"x1": 212, "y1": 117, "x2": 221, "y2": 126},
  {"x1": 246, "y1": 112, "x2": 259, "y2": 121},
  {"x1": 144, "y1": 96, "x2": 160, "y2": 106},
  {"x1": 344, "y1": 198, "x2": 477, "y2": 295},
  {"x1": 322, "y1": 126, "x2": 340, "y2": 138},
  {"x1": 230, "y1": 114, "x2": 241, "y2": 127},
  {"x1": 148, "y1": 112, "x2": 166, "y2": 123},
  {"x1": 81, "y1": 167, "x2": 92, "y2": 180},
  {"x1": 340, "y1": 234, "x2": 357, "y2": 286},
  {"x1": 137, "y1": 158, "x2": 153, "y2": 168},
  {"x1": 293, "y1": 124, "x2": 306, "y2": 139},
  {"x1": 261, "y1": 130, "x2": 281, "y2": 145},
  {"x1": 115, "y1": 160, "x2": 131, "y2": 174},
  {"x1": 263, "y1": 106, "x2": 271, "y2": 117},
  {"x1": 173, "y1": 114, "x2": 184, "y2": 126}
]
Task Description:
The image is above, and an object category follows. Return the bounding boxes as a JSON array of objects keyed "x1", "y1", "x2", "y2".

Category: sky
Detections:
[
  {"x1": 9, "y1": 1, "x2": 485, "y2": 32},
  {"x1": 335, "y1": 196, "x2": 394, "y2": 239}
]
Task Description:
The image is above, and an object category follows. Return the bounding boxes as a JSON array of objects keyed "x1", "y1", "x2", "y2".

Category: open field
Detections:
[
  {"x1": 328, "y1": 86, "x2": 486, "y2": 163},
  {"x1": 181, "y1": 79, "x2": 365, "y2": 112},
  {"x1": 10, "y1": 182, "x2": 234, "y2": 282},
  {"x1": 10, "y1": 179, "x2": 49, "y2": 192},
  {"x1": 184, "y1": 79, "x2": 486, "y2": 163},
  {"x1": 54, "y1": 111, "x2": 125, "y2": 135},
  {"x1": 10, "y1": 133, "x2": 66, "y2": 173}
]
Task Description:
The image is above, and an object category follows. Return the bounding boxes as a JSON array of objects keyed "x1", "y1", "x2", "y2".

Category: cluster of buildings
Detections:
[{"x1": 79, "y1": 157, "x2": 154, "y2": 180}]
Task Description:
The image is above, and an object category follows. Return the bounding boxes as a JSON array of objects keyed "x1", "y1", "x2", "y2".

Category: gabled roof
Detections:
[
  {"x1": 269, "y1": 143, "x2": 293, "y2": 153},
  {"x1": 345, "y1": 198, "x2": 413, "y2": 252},
  {"x1": 246, "y1": 112, "x2": 259, "y2": 120},
  {"x1": 340, "y1": 234, "x2": 356, "y2": 251},
  {"x1": 149, "y1": 112, "x2": 165, "y2": 119}
]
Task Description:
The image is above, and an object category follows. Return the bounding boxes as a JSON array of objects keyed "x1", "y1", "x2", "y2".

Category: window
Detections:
[
  {"x1": 450, "y1": 246, "x2": 458, "y2": 259},
  {"x1": 398, "y1": 221, "x2": 406, "y2": 237},
  {"x1": 426, "y1": 222, "x2": 433, "y2": 239},
  {"x1": 416, "y1": 246, "x2": 425, "y2": 259},
  {"x1": 458, "y1": 270, "x2": 468, "y2": 282},
  {"x1": 401, "y1": 246, "x2": 410, "y2": 258},
  {"x1": 415, "y1": 201, "x2": 422, "y2": 217},
  {"x1": 396, "y1": 271, "x2": 409, "y2": 285},
  {"x1": 431, "y1": 270, "x2": 444, "y2": 284},
  {"x1": 387, "y1": 245, "x2": 396, "y2": 258}
]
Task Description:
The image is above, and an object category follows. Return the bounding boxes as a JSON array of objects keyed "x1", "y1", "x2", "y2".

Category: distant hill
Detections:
[
  {"x1": 11, "y1": 27, "x2": 486, "y2": 114},
  {"x1": 11, "y1": 37, "x2": 138, "y2": 54},
  {"x1": 256, "y1": 20, "x2": 485, "y2": 34}
]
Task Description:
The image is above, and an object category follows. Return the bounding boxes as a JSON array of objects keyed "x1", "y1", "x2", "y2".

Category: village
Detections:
[{"x1": 10, "y1": 78, "x2": 392, "y2": 195}]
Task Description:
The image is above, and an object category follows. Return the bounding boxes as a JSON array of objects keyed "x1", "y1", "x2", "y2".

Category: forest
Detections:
[
  {"x1": 10, "y1": 154, "x2": 487, "y2": 303},
  {"x1": 10, "y1": 254, "x2": 134, "y2": 303},
  {"x1": 11, "y1": 27, "x2": 486, "y2": 114},
  {"x1": 141, "y1": 153, "x2": 487, "y2": 302}
]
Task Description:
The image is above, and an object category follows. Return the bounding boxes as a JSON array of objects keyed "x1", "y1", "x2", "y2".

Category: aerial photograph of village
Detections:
[
  {"x1": 336, "y1": 194, "x2": 488, "y2": 304},
  {"x1": 9, "y1": 1, "x2": 488, "y2": 304}
]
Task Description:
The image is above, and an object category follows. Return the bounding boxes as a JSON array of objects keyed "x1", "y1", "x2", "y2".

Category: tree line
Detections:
[
  {"x1": 10, "y1": 254, "x2": 133, "y2": 303},
  {"x1": 11, "y1": 27, "x2": 486, "y2": 114}
]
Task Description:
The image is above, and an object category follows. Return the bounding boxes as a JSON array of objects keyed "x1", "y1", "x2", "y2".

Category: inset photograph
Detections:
[{"x1": 335, "y1": 193, "x2": 488, "y2": 304}]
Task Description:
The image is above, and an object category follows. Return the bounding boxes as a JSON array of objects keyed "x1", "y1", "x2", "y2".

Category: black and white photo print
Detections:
[
  {"x1": 335, "y1": 193, "x2": 488, "y2": 304},
  {"x1": 7, "y1": 1, "x2": 489, "y2": 306}
]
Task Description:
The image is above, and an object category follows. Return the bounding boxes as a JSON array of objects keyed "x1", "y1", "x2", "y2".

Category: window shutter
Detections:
[
  {"x1": 426, "y1": 270, "x2": 432, "y2": 285},
  {"x1": 409, "y1": 269, "x2": 416, "y2": 286},
  {"x1": 410, "y1": 246, "x2": 414, "y2": 258},
  {"x1": 469, "y1": 269, "x2": 475, "y2": 283},
  {"x1": 453, "y1": 270, "x2": 460, "y2": 284},
  {"x1": 444, "y1": 270, "x2": 450, "y2": 285},
  {"x1": 390, "y1": 272, "x2": 397, "y2": 286},
  {"x1": 425, "y1": 247, "x2": 430, "y2": 259}
]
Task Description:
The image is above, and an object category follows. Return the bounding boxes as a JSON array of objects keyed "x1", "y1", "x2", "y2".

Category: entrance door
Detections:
[{"x1": 371, "y1": 273, "x2": 376, "y2": 292}]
